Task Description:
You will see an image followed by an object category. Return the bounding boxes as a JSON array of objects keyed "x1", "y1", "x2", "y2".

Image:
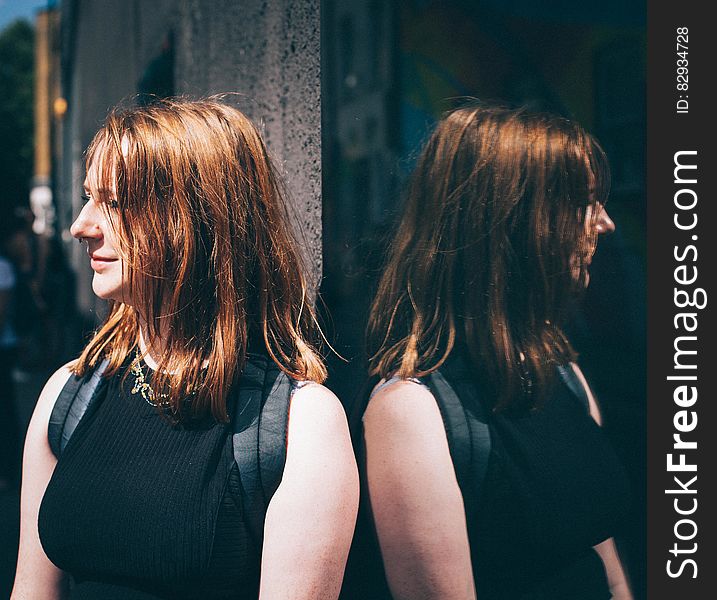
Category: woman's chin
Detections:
[{"x1": 91, "y1": 278, "x2": 125, "y2": 302}]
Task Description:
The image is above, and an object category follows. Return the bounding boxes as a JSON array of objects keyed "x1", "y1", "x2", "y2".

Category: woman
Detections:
[
  {"x1": 360, "y1": 104, "x2": 632, "y2": 599},
  {"x1": 13, "y1": 98, "x2": 358, "y2": 599}
]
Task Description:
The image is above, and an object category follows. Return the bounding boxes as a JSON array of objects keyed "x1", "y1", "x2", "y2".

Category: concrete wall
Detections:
[
  {"x1": 59, "y1": 0, "x2": 322, "y2": 317},
  {"x1": 175, "y1": 0, "x2": 322, "y2": 282}
]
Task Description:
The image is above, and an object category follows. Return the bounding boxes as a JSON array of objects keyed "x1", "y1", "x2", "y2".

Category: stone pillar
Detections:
[
  {"x1": 174, "y1": 0, "x2": 322, "y2": 283},
  {"x1": 59, "y1": 0, "x2": 322, "y2": 318}
]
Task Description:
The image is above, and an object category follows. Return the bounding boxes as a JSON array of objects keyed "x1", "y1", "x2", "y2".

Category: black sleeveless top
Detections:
[
  {"x1": 39, "y1": 359, "x2": 264, "y2": 599},
  {"x1": 343, "y1": 353, "x2": 631, "y2": 600}
]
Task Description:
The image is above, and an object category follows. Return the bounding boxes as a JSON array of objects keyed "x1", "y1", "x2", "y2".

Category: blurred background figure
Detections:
[
  {"x1": 0, "y1": 1, "x2": 41, "y2": 497},
  {"x1": 0, "y1": 212, "x2": 32, "y2": 492},
  {"x1": 0, "y1": 9, "x2": 37, "y2": 590}
]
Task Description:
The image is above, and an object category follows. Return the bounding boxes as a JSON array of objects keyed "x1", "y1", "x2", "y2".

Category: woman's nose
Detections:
[
  {"x1": 595, "y1": 206, "x2": 615, "y2": 235},
  {"x1": 70, "y1": 201, "x2": 102, "y2": 240}
]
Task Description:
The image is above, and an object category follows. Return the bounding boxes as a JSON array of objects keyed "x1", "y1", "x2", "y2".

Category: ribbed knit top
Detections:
[{"x1": 39, "y1": 359, "x2": 261, "y2": 599}]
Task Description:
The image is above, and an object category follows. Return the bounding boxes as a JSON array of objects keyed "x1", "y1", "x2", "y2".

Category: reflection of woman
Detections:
[
  {"x1": 13, "y1": 98, "x2": 358, "y2": 599},
  {"x1": 361, "y1": 105, "x2": 632, "y2": 599}
]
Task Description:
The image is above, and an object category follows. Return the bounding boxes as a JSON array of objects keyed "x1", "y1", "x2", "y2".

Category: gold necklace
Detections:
[{"x1": 130, "y1": 349, "x2": 171, "y2": 407}]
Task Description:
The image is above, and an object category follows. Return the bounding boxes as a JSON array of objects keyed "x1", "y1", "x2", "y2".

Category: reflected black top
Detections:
[
  {"x1": 343, "y1": 351, "x2": 630, "y2": 600},
  {"x1": 39, "y1": 359, "x2": 260, "y2": 600},
  {"x1": 450, "y1": 357, "x2": 630, "y2": 598}
]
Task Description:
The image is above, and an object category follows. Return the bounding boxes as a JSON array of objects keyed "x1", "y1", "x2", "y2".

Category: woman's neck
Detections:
[
  {"x1": 137, "y1": 319, "x2": 167, "y2": 371},
  {"x1": 136, "y1": 317, "x2": 209, "y2": 371}
]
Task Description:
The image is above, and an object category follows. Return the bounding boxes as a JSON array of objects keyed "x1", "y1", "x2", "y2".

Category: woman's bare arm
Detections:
[
  {"x1": 363, "y1": 380, "x2": 476, "y2": 600},
  {"x1": 594, "y1": 537, "x2": 633, "y2": 600},
  {"x1": 11, "y1": 364, "x2": 73, "y2": 600},
  {"x1": 259, "y1": 384, "x2": 359, "y2": 600}
]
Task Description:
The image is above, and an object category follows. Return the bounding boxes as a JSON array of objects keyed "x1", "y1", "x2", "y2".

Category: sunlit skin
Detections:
[
  {"x1": 69, "y1": 178, "x2": 126, "y2": 303},
  {"x1": 70, "y1": 136, "x2": 133, "y2": 304}
]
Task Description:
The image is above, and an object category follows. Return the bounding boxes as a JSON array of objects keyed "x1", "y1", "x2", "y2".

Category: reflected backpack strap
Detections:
[
  {"x1": 48, "y1": 359, "x2": 110, "y2": 458},
  {"x1": 426, "y1": 362, "x2": 491, "y2": 524},
  {"x1": 232, "y1": 353, "x2": 291, "y2": 550},
  {"x1": 556, "y1": 364, "x2": 591, "y2": 414}
]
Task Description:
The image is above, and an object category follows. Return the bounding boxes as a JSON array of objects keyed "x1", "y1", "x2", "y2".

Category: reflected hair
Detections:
[
  {"x1": 368, "y1": 103, "x2": 610, "y2": 410},
  {"x1": 74, "y1": 96, "x2": 326, "y2": 421}
]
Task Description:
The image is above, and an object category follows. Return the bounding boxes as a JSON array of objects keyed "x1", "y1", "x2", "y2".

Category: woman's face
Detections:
[
  {"x1": 69, "y1": 173, "x2": 128, "y2": 304},
  {"x1": 585, "y1": 202, "x2": 615, "y2": 260},
  {"x1": 577, "y1": 202, "x2": 615, "y2": 284}
]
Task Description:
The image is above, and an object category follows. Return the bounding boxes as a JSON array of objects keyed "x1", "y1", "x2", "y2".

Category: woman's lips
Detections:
[{"x1": 89, "y1": 256, "x2": 118, "y2": 271}]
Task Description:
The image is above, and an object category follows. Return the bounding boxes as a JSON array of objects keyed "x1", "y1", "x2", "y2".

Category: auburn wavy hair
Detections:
[
  {"x1": 368, "y1": 103, "x2": 610, "y2": 410},
  {"x1": 73, "y1": 97, "x2": 326, "y2": 421}
]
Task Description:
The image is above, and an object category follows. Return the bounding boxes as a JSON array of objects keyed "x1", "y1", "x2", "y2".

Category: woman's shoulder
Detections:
[
  {"x1": 364, "y1": 375, "x2": 442, "y2": 437},
  {"x1": 369, "y1": 375, "x2": 428, "y2": 400},
  {"x1": 282, "y1": 380, "x2": 357, "y2": 483},
  {"x1": 36, "y1": 362, "x2": 76, "y2": 416},
  {"x1": 24, "y1": 362, "x2": 75, "y2": 459},
  {"x1": 289, "y1": 380, "x2": 347, "y2": 430}
]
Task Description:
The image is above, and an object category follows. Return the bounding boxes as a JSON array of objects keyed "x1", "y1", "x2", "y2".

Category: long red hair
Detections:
[
  {"x1": 368, "y1": 104, "x2": 610, "y2": 410},
  {"x1": 74, "y1": 97, "x2": 326, "y2": 421}
]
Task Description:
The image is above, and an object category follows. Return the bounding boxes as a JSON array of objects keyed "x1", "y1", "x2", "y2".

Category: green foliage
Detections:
[{"x1": 0, "y1": 19, "x2": 34, "y2": 216}]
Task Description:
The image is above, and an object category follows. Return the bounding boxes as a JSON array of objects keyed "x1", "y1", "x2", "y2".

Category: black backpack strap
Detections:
[
  {"x1": 425, "y1": 358, "x2": 491, "y2": 524},
  {"x1": 348, "y1": 374, "x2": 380, "y2": 440},
  {"x1": 48, "y1": 359, "x2": 110, "y2": 458},
  {"x1": 556, "y1": 363, "x2": 591, "y2": 414},
  {"x1": 258, "y1": 363, "x2": 291, "y2": 502},
  {"x1": 232, "y1": 353, "x2": 291, "y2": 550}
]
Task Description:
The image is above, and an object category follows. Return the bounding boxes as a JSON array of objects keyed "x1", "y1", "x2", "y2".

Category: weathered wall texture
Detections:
[
  {"x1": 174, "y1": 0, "x2": 322, "y2": 284},
  {"x1": 60, "y1": 0, "x2": 322, "y2": 316}
]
